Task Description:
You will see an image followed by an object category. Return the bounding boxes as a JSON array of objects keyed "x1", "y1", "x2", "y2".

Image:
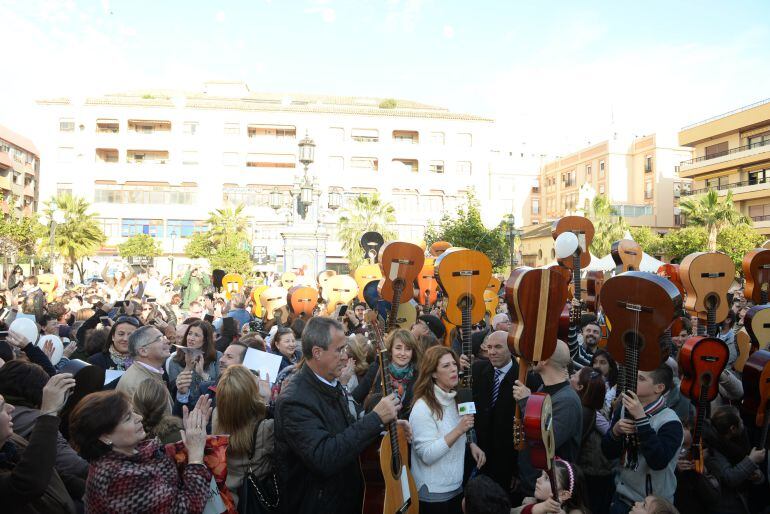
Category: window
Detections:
[
  {"x1": 645, "y1": 181, "x2": 653, "y2": 199},
  {"x1": 128, "y1": 120, "x2": 171, "y2": 133},
  {"x1": 182, "y1": 151, "x2": 199, "y2": 165},
  {"x1": 97, "y1": 218, "x2": 120, "y2": 238},
  {"x1": 748, "y1": 132, "x2": 770, "y2": 149},
  {"x1": 245, "y1": 153, "x2": 295, "y2": 168},
  {"x1": 95, "y1": 148, "x2": 118, "y2": 163},
  {"x1": 57, "y1": 147, "x2": 74, "y2": 163},
  {"x1": 166, "y1": 220, "x2": 208, "y2": 238},
  {"x1": 430, "y1": 132, "x2": 445, "y2": 145},
  {"x1": 121, "y1": 219, "x2": 164, "y2": 238},
  {"x1": 183, "y1": 122, "x2": 199, "y2": 135},
  {"x1": 393, "y1": 130, "x2": 418, "y2": 144},
  {"x1": 392, "y1": 159, "x2": 418, "y2": 173},
  {"x1": 59, "y1": 119, "x2": 75, "y2": 132},
  {"x1": 456, "y1": 133, "x2": 472, "y2": 147},
  {"x1": 223, "y1": 152, "x2": 240, "y2": 166},
  {"x1": 562, "y1": 171, "x2": 576, "y2": 187},
  {"x1": 96, "y1": 119, "x2": 119, "y2": 133},
  {"x1": 329, "y1": 127, "x2": 345, "y2": 142},
  {"x1": 351, "y1": 129, "x2": 379, "y2": 143},
  {"x1": 224, "y1": 123, "x2": 240, "y2": 135},
  {"x1": 645, "y1": 156, "x2": 653, "y2": 173},
  {"x1": 95, "y1": 183, "x2": 197, "y2": 205},
  {"x1": 456, "y1": 161, "x2": 472, "y2": 175},
  {"x1": 706, "y1": 176, "x2": 729, "y2": 190},
  {"x1": 585, "y1": 164, "x2": 592, "y2": 178},
  {"x1": 532, "y1": 199, "x2": 540, "y2": 215},
  {"x1": 749, "y1": 169, "x2": 768, "y2": 185},
  {"x1": 429, "y1": 160, "x2": 445, "y2": 174},
  {"x1": 423, "y1": 195, "x2": 444, "y2": 212},
  {"x1": 127, "y1": 150, "x2": 168, "y2": 164},
  {"x1": 328, "y1": 156, "x2": 344, "y2": 173},
  {"x1": 599, "y1": 184, "x2": 605, "y2": 194},
  {"x1": 599, "y1": 160, "x2": 605, "y2": 178},
  {"x1": 248, "y1": 125, "x2": 296, "y2": 140},
  {"x1": 705, "y1": 142, "x2": 728, "y2": 159},
  {"x1": 56, "y1": 183, "x2": 72, "y2": 197},
  {"x1": 351, "y1": 157, "x2": 378, "y2": 171}
]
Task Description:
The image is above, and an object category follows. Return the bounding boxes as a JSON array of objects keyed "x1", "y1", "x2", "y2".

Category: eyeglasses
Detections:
[{"x1": 139, "y1": 333, "x2": 168, "y2": 349}]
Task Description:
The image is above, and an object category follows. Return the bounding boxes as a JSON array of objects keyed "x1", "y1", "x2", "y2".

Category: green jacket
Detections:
[{"x1": 179, "y1": 269, "x2": 210, "y2": 308}]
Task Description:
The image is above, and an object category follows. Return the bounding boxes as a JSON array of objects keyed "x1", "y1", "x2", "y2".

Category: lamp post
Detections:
[
  {"x1": 297, "y1": 132, "x2": 316, "y2": 219},
  {"x1": 49, "y1": 209, "x2": 65, "y2": 273},
  {"x1": 505, "y1": 214, "x2": 523, "y2": 269},
  {"x1": 169, "y1": 231, "x2": 177, "y2": 279}
]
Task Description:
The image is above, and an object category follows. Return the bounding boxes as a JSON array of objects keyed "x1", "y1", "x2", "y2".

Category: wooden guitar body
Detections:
[
  {"x1": 322, "y1": 275, "x2": 358, "y2": 315},
  {"x1": 280, "y1": 271, "x2": 297, "y2": 290},
  {"x1": 611, "y1": 239, "x2": 642, "y2": 273},
  {"x1": 484, "y1": 277, "x2": 502, "y2": 316},
  {"x1": 416, "y1": 259, "x2": 439, "y2": 308},
  {"x1": 378, "y1": 424, "x2": 419, "y2": 514},
  {"x1": 523, "y1": 392, "x2": 558, "y2": 498},
  {"x1": 259, "y1": 287, "x2": 288, "y2": 321},
  {"x1": 680, "y1": 252, "x2": 734, "y2": 324},
  {"x1": 504, "y1": 266, "x2": 531, "y2": 353},
  {"x1": 354, "y1": 264, "x2": 383, "y2": 302},
  {"x1": 221, "y1": 273, "x2": 244, "y2": 300},
  {"x1": 585, "y1": 270, "x2": 604, "y2": 313},
  {"x1": 741, "y1": 349, "x2": 770, "y2": 431},
  {"x1": 679, "y1": 336, "x2": 729, "y2": 403},
  {"x1": 735, "y1": 327, "x2": 753, "y2": 373},
  {"x1": 251, "y1": 285, "x2": 269, "y2": 317},
  {"x1": 287, "y1": 285, "x2": 318, "y2": 318},
  {"x1": 390, "y1": 302, "x2": 417, "y2": 331},
  {"x1": 429, "y1": 241, "x2": 452, "y2": 257},
  {"x1": 551, "y1": 216, "x2": 595, "y2": 269},
  {"x1": 743, "y1": 248, "x2": 770, "y2": 305},
  {"x1": 317, "y1": 270, "x2": 337, "y2": 300},
  {"x1": 435, "y1": 248, "x2": 492, "y2": 326},
  {"x1": 657, "y1": 264, "x2": 685, "y2": 295},
  {"x1": 378, "y1": 242, "x2": 424, "y2": 304},
  {"x1": 745, "y1": 305, "x2": 770, "y2": 350}
]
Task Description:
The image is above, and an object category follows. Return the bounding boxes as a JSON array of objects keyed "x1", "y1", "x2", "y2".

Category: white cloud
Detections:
[
  {"x1": 384, "y1": 0, "x2": 426, "y2": 33},
  {"x1": 118, "y1": 25, "x2": 136, "y2": 37},
  {"x1": 442, "y1": 24, "x2": 454, "y2": 39},
  {"x1": 215, "y1": 10, "x2": 226, "y2": 22},
  {"x1": 304, "y1": 6, "x2": 336, "y2": 23}
]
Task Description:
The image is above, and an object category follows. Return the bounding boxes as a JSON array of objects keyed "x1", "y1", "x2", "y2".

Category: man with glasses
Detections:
[{"x1": 116, "y1": 326, "x2": 171, "y2": 399}]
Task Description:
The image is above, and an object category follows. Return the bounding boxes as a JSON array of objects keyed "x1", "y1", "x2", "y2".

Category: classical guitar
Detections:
[
  {"x1": 552, "y1": 216, "x2": 595, "y2": 270},
  {"x1": 484, "y1": 277, "x2": 502, "y2": 317},
  {"x1": 322, "y1": 275, "x2": 358, "y2": 316},
  {"x1": 585, "y1": 270, "x2": 604, "y2": 314},
  {"x1": 317, "y1": 270, "x2": 337, "y2": 307},
  {"x1": 287, "y1": 285, "x2": 318, "y2": 319},
  {"x1": 355, "y1": 232, "x2": 386, "y2": 302},
  {"x1": 435, "y1": 248, "x2": 492, "y2": 444},
  {"x1": 259, "y1": 287, "x2": 289, "y2": 324},
  {"x1": 735, "y1": 327, "x2": 753, "y2": 373},
  {"x1": 251, "y1": 285, "x2": 268, "y2": 318},
  {"x1": 680, "y1": 252, "x2": 734, "y2": 337},
  {"x1": 429, "y1": 241, "x2": 452, "y2": 258},
  {"x1": 280, "y1": 271, "x2": 297, "y2": 290},
  {"x1": 379, "y1": 242, "x2": 425, "y2": 332},
  {"x1": 678, "y1": 334, "x2": 729, "y2": 473},
  {"x1": 221, "y1": 273, "x2": 244, "y2": 300},
  {"x1": 523, "y1": 392, "x2": 559, "y2": 501},
  {"x1": 657, "y1": 263, "x2": 686, "y2": 359},
  {"x1": 416, "y1": 258, "x2": 439, "y2": 314},
  {"x1": 361, "y1": 311, "x2": 419, "y2": 514},
  {"x1": 505, "y1": 266, "x2": 568, "y2": 450},
  {"x1": 391, "y1": 302, "x2": 417, "y2": 331},
  {"x1": 611, "y1": 239, "x2": 642, "y2": 274},
  {"x1": 741, "y1": 350, "x2": 770, "y2": 449},
  {"x1": 743, "y1": 248, "x2": 770, "y2": 305},
  {"x1": 745, "y1": 305, "x2": 770, "y2": 351},
  {"x1": 600, "y1": 272, "x2": 681, "y2": 468}
]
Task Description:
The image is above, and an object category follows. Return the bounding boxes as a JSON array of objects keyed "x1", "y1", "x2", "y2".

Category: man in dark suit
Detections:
[{"x1": 471, "y1": 330, "x2": 519, "y2": 494}]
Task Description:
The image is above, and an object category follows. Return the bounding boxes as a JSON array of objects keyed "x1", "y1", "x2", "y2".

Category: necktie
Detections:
[{"x1": 491, "y1": 368, "x2": 503, "y2": 407}]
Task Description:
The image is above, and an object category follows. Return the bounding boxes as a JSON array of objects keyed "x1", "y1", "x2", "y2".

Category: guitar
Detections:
[
  {"x1": 678, "y1": 335, "x2": 729, "y2": 473},
  {"x1": 280, "y1": 271, "x2": 297, "y2": 290},
  {"x1": 355, "y1": 232, "x2": 386, "y2": 302},
  {"x1": 551, "y1": 216, "x2": 595, "y2": 270},
  {"x1": 416, "y1": 258, "x2": 439, "y2": 314},
  {"x1": 391, "y1": 302, "x2": 417, "y2": 331},
  {"x1": 362, "y1": 311, "x2": 419, "y2": 514},
  {"x1": 611, "y1": 239, "x2": 642, "y2": 274},
  {"x1": 735, "y1": 327, "x2": 753, "y2": 373},
  {"x1": 523, "y1": 392, "x2": 559, "y2": 501},
  {"x1": 505, "y1": 266, "x2": 568, "y2": 450},
  {"x1": 745, "y1": 305, "x2": 770, "y2": 351},
  {"x1": 585, "y1": 271, "x2": 604, "y2": 313},
  {"x1": 743, "y1": 248, "x2": 770, "y2": 305},
  {"x1": 680, "y1": 252, "x2": 735, "y2": 337},
  {"x1": 259, "y1": 287, "x2": 289, "y2": 323},
  {"x1": 221, "y1": 273, "x2": 244, "y2": 300},
  {"x1": 657, "y1": 264, "x2": 686, "y2": 358},
  {"x1": 251, "y1": 285, "x2": 269, "y2": 318},
  {"x1": 429, "y1": 241, "x2": 452, "y2": 257},
  {"x1": 484, "y1": 277, "x2": 502, "y2": 317},
  {"x1": 379, "y1": 242, "x2": 425, "y2": 332},
  {"x1": 287, "y1": 285, "x2": 318, "y2": 319},
  {"x1": 600, "y1": 272, "x2": 681, "y2": 468},
  {"x1": 741, "y1": 349, "x2": 770, "y2": 450},
  {"x1": 317, "y1": 270, "x2": 337, "y2": 307},
  {"x1": 322, "y1": 275, "x2": 359, "y2": 315}
]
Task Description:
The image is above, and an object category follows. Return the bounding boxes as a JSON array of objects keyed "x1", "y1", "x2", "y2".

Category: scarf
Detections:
[
  {"x1": 109, "y1": 346, "x2": 133, "y2": 371},
  {"x1": 387, "y1": 362, "x2": 414, "y2": 398}
]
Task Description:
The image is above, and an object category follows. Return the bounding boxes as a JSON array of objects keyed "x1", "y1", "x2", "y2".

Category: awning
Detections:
[{"x1": 0, "y1": 151, "x2": 12, "y2": 169}]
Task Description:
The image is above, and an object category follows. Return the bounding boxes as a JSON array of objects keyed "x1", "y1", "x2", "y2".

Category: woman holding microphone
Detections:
[{"x1": 409, "y1": 346, "x2": 486, "y2": 514}]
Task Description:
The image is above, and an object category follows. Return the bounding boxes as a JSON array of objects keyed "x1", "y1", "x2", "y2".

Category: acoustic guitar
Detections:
[
  {"x1": 280, "y1": 271, "x2": 297, "y2": 290},
  {"x1": 221, "y1": 273, "x2": 244, "y2": 300},
  {"x1": 600, "y1": 272, "x2": 681, "y2": 468},
  {"x1": 391, "y1": 302, "x2": 417, "y2": 331},
  {"x1": 317, "y1": 270, "x2": 337, "y2": 305},
  {"x1": 322, "y1": 275, "x2": 358, "y2": 316},
  {"x1": 287, "y1": 285, "x2": 318, "y2": 319},
  {"x1": 523, "y1": 392, "x2": 559, "y2": 501},
  {"x1": 743, "y1": 248, "x2": 770, "y2": 305},
  {"x1": 657, "y1": 263, "x2": 686, "y2": 358},
  {"x1": 585, "y1": 271, "x2": 604, "y2": 314},
  {"x1": 611, "y1": 239, "x2": 642, "y2": 274},
  {"x1": 484, "y1": 277, "x2": 502, "y2": 317},
  {"x1": 680, "y1": 252, "x2": 735, "y2": 337},
  {"x1": 259, "y1": 287, "x2": 288, "y2": 323},
  {"x1": 745, "y1": 305, "x2": 770, "y2": 351},
  {"x1": 678, "y1": 334, "x2": 729, "y2": 473},
  {"x1": 379, "y1": 242, "x2": 424, "y2": 332},
  {"x1": 735, "y1": 327, "x2": 753, "y2": 373},
  {"x1": 741, "y1": 349, "x2": 770, "y2": 450},
  {"x1": 505, "y1": 266, "x2": 568, "y2": 450},
  {"x1": 551, "y1": 216, "x2": 595, "y2": 270},
  {"x1": 429, "y1": 241, "x2": 452, "y2": 257},
  {"x1": 416, "y1": 258, "x2": 439, "y2": 314},
  {"x1": 355, "y1": 232, "x2": 386, "y2": 302},
  {"x1": 251, "y1": 285, "x2": 268, "y2": 318}
]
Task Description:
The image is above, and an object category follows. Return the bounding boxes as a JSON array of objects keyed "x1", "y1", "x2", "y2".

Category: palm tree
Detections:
[
  {"x1": 588, "y1": 195, "x2": 629, "y2": 256},
  {"x1": 207, "y1": 204, "x2": 249, "y2": 247},
  {"x1": 337, "y1": 193, "x2": 397, "y2": 270},
  {"x1": 679, "y1": 189, "x2": 748, "y2": 251},
  {"x1": 44, "y1": 194, "x2": 106, "y2": 281}
]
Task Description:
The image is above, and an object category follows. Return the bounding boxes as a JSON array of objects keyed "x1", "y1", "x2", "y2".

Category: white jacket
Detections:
[{"x1": 408, "y1": 385, "x2": 465, "y2": 494}]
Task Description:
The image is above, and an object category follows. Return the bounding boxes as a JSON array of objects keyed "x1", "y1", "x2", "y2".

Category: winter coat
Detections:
[{"x1": 225, "y1": 418, "x2": 275, "y2": 506}]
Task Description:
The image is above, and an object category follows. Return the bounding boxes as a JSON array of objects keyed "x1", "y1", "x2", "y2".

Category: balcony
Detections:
[
  {"x1": 96, "y1": 119, "x2": 120, "y2": 134},
  {"x1": 679, "y1": 138, "x2": 770, "y2": 176},
  {"x1": 531, "y1": 186, "x2": 540, "y2": 193},
  {"x1": 127, "y1": 150, "x2": 169, "y2": 165},
  {"x1": 681, "y1": 176, "x2": 769, "y2": 197},
  {"x1": 751, "y1": 214, "x2": 770, "y2": 232}
]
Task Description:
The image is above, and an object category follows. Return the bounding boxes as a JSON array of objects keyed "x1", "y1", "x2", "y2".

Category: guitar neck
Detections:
[
  {"x1": 378, "y1": 345, "x2": 403, "y2": 469},
  {"x1": 707, "y1": 306, "x2": 717, "y2": 338},
  {"x1": 387, "y1": 282, "x2": 404, "y2": 332},
  {"x1": 573, "y1": 252, "x2": 581, "y2": 301},
  {"x1": 461, "y1": 302, "x2": 472, "y2": 388},
  {"x1": 692, "y1": 381, "x2": 709, "y2": 451}
]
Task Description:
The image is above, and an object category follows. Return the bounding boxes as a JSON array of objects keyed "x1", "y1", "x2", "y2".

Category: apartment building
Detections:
[
  {"x1": 678, "y1": 98, "x2": 770, "y2": 235},
  {"x1": 36, "y1": 81, "x2": 506, "y2": 274},
  {"x1": 0, "y1": 124, "x2": 40, "y2": 219}
]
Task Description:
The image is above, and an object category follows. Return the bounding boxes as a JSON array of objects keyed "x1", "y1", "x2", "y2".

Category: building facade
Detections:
[
  {"x1": 678, "y1": 98, "x2": 770, "y2": 235},
  {"x1": 0, "y1": 124, "x2": 39, "y2": 219},
  {"x1": 36, "y1": 81, "x2": 514, "y2": 275}
]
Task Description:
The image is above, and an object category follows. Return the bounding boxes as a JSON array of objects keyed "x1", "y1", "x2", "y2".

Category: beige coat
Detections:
[{"x1": 116, "y1": 361, "x2": 166, "y2": 400}]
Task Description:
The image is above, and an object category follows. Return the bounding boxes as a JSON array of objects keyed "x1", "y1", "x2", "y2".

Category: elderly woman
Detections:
[
  {"x1": 271, "y1": 326, "x2": 301, "y2": 372},
  {"x1": 69, "y1": 390, "x2": 212, "y2": 514}
]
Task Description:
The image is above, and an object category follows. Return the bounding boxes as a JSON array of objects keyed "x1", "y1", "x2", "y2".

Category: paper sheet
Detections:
[{"x1": 242, "y1": 348, "x2": 282, "y2": 384}]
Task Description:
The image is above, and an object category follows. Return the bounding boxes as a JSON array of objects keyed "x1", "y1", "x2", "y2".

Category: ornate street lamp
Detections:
[
  {"x1": 328, "y1": 189, "x2": 342, "y2": 210},
  {"x1": 298, "y1": 132, "x2": 315, "y2": 170},
  {"x1": 269, "y1": 187, "x2": 283, "y2": 211},
  {"x1": 300, "y1": 179, "x2": 314, "y2": 207},
  {"x1": 169, "y1": 231, "x2": 177, "y2": 279}
]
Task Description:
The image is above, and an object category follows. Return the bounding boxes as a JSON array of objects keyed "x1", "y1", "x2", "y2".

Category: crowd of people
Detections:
[{"x1": 0, "y1": 261, "x2": 768, "y2": 514}]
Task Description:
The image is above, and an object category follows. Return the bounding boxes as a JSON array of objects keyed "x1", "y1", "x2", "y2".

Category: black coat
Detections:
[
  {"x1": 351, "y1": 360, "x2": 416, "y2": 419},
  {"x1": 471, "y1": 358, "x2": 519, "y2": 491},
  {"x1": 274, "y1": 365, "x2": 384, "y2": 514}
]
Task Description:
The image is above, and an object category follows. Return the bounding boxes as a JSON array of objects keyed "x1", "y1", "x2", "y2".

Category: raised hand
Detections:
[{"x1": 40, "y1": 373, "x2": 76, "y2": 415}]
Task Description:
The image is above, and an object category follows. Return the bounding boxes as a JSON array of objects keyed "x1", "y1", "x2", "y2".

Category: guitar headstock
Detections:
[{"x1": 359, "y1": 231, "x2": 385, "y2": 264}]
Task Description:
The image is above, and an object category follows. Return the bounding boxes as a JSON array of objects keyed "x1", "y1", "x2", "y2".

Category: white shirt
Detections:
[
  {"x1": 312, "y1": 370, "x2": 339, "y2": 388},
  {"x1": 495, "y1": 359, "x2": 514, "y2": 377}
]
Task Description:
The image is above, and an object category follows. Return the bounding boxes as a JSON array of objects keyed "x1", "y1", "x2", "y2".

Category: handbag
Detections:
[{"x1": 238, "y1": 419, "x2": 279, "y2": 514}]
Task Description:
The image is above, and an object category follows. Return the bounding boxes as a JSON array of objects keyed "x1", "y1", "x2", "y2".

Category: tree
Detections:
[
  {"x1": 43, "y1": 194, "x2": 106, "y2": 281},
  {"x1": 660, "y1": 226, "x2": 708, "y2": 263},
  {"x1": 679, "y1": 190, "x2": 747, "y2": 252},
  {"x1": 207, "y1": 204, "x2": 249, "y2": 247},
  {"x1": 184, "y1": 232, "x2": 214, "y2": 259},
  {"x1": 337, "y1": 193, "x2": 398, "y2": 270},
  {"x1": 588, "y1": 195, "x2": 628, "y2": 256},
  {"x1": 118, "y1": 234, "x2": 162, "y2": 270},
  {"x1": 209, "y1": 243, "x2": 253, "y2": 276},
  {"x1": 629, "y1": 226, "x2": 664, "y2": 256},
  {"x1": 0, "y1": 213, "x2": 46, "y2": 258},
  {"x1": 716, "y1": 224, "x2": 764, "y2": 275},
  {"x1": 425, "y1": 193, "x2": 508, "y2": 271}
]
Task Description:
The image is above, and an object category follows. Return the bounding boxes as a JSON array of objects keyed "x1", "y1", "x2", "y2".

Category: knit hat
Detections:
[{"x1": 417, "y1": 314, "x2": 445, "y2": 339}]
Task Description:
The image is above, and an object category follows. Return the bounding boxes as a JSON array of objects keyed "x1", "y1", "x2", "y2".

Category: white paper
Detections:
[
  {"x1": 104, "y1": 369, "x2": 125, "y2": 385},
  {"x1": 242, "y1": 348, "x2": 282, "y2": 384},
  {"x1": 202, "y1": 476, "x2": 226, "y2": 514},
  {"x1": 400, "y1": 465, "x2": 411, "y2": 505}
]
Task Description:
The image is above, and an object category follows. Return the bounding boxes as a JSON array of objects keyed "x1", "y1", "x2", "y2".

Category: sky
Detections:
[{"x1": 1, "y1": 0, "x2": 769, "y2": 154}]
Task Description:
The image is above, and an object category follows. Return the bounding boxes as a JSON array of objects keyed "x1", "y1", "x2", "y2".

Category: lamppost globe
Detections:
[
  {"x1": 300, "y1": 180, "x2": 314, "y2": 206},
  {"x1": 298, "y1": 132, "x2": 315, "y2": 168},
  {"x1": 52, "y1": 210, "x2": 65, "y2": 225},
  {"x1": 328, "y1": 189, "x2": 342, "y2": 210},
  {"x1": 269, "y1": 188, "x2": 283, "y2": 211}
]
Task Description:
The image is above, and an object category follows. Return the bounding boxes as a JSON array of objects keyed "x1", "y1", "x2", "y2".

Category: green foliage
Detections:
[
  {"x1": 680, "y1": 190, "x2": 747, "y2": 251},
  {"x1": 184, "y1": 232, "x2": 214, "y2": 259},
  {"x1": 716, "y1": 224, "x2": 764, "y2": 275},
  {"x1": 118, "y1": 234, "x2": 162, "y2": 260},
  {"x1": 209, "y1": 243, "x2": 253, "y2": 275},
  {"x1": 0, "y1": 213, "x2": 46, "y2": 257},
  {"x1": 337, "y1": 193, "x2": 398, "y2": 270},
  {"x1": 43, "y1": 194, "x2": 106, "y2": 279},
  {"x1": 629, "y1": 226, "x2": 663, "y2": 256},
  {"x1": 588, "y1": 195, "x2": 629, "y2": 256},
  {"x1": 183, "y1": 205, "x2": 253, "y2": 275},
  {"x1": 425, "y1": 193, "x2": 508, "y2": 271},
  {"x1": 660, "y1": 226, "x2": 708, "y2": 263},
  {"x1": 207, "y1": 204, "x2": 249, "y2": 247},
  {"x1": 379, "y1": 98, "x2": 398, "y2": 109}
]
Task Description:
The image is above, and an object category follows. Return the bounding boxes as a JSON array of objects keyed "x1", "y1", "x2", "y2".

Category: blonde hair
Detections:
[
  {"x1": 346, "y1": 335, "x2": 371, "y2": 377},
  {"x1": 132, "y1": 379, "x2": 172, "y2": 437},
  {"x1": 213, "y1": 365, "x2": 267, "y2": 455}
]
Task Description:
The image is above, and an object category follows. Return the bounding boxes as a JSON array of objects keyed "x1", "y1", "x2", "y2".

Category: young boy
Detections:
[{"x1": 602, "y1": 365, "x2": 683, "y2": 514}]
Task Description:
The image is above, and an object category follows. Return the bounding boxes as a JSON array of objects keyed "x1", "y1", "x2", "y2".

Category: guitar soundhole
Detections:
[
  {"x1": 622, "y1": 331, "x2": 644, "y2": 352},
  {"x1": 459, "y1": 295, "x2": 475, "y2": 311},
  {"x1": 704, "y1": 294, "x2": 718, "y2": 311}
]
